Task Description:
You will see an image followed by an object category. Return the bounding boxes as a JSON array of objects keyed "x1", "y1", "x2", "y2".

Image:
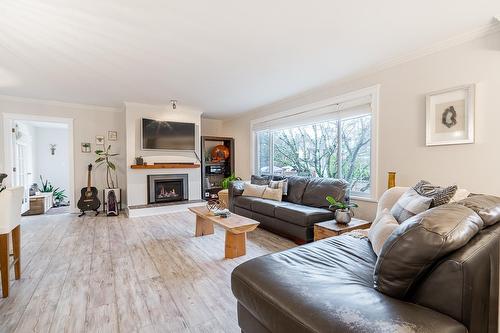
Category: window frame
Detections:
[{"x1": 250, "y1": 85, "x2": 379, "y2": 201}]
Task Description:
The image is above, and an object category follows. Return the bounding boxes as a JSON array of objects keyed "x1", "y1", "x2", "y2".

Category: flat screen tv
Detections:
[{"x1": 141, "y1": 118, "x2": 196, "y2": 150}]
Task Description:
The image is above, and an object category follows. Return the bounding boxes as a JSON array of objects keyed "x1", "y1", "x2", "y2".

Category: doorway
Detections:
[{"x1": 2, "y1": 114, "x2": 75, "y2": 214}]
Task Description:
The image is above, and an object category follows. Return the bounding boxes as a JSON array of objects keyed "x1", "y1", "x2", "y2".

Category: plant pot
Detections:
[{"x1": 334, "y1": 209, "x2": 353, "y2": 224}]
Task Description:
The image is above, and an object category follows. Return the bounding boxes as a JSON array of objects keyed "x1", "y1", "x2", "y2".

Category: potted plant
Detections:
[
  {"x1": 326, "y1": 195, "x2": 358, "y2": 224},
  {"x1": 221, "y1": 173, "x2": 241, "y2": 189},
  {"x1": 95, "y1": 145, "x2": 120, "y2": 215}
]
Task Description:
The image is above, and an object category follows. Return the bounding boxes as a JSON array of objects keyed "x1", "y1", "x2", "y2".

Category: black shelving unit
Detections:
[{"x1": 201, "y1": 136, "x2": 235, "y2": 201}]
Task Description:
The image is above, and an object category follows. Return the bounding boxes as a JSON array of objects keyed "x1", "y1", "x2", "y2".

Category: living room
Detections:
[{"x1": 0, "y1": 1, "x2": 499, "y2": 332}]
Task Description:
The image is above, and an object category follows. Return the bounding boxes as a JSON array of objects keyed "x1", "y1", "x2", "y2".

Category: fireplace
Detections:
[{"x1": 147, "y1": 174, "x2": 189, "y2": 204}]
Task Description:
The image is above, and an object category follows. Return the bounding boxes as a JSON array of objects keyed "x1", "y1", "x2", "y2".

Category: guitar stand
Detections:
[{"x1": 78, "y1": 209, "x2": 99, "y2": 217}]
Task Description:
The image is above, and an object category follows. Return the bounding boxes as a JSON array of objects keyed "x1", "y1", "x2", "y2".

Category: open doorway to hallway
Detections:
[{"x1": 2, "y1": 114, "x2": 74, "y2": 216}]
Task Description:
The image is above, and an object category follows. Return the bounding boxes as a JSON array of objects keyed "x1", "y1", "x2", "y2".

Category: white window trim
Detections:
[{"x1": 250, "y1": 85, "x2": 380, "y2": 201}]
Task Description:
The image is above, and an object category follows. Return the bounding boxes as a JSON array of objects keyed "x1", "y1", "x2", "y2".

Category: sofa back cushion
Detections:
[
  {"x1": 283, "y1": 176, "x2": 309, "y2": 204},
  {"x1": 301, "y1": 178, "x2": 348, "y2": 208},
  {"x1": 251, "y1": 175, "x2": 272, "y2": 185},
  {"x1": 374, "y1": 204, "x2": 483, "y2": 299},
  {"x1": 457, "y1": 194, "x2": 500, "y2": 228}
]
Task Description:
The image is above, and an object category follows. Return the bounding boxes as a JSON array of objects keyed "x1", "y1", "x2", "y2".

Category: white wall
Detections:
[
  {"x1": 125, "y1": 102, "x2": 203, "y2": 206},
  {"x1": 0, "y1": 97, "x2": 126, "y2": 209},
  {"x1": 34, "y1": 127, "x2": 70, "y2": 194},
  {"x1": 220, "y1": 31, "x2": 500, "y2": 221}
]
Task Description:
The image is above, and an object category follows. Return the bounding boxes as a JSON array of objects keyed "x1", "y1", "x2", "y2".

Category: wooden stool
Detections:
[{"x1": 0, "y1": 187, "x2": 24, "y2": 298}]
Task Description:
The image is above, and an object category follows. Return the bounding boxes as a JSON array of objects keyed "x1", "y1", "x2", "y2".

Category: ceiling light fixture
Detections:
[{"x1": 170, "y1": 100, "x2": 177, "y2": 110}]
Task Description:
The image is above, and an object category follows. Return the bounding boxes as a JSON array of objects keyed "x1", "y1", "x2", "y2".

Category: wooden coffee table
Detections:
[
  {"x1": 314, "y1": 218, "x2": 371, "y2": 241},
  {"x1": 188, "y1": 206, "x2": 260, "y2": 259}
]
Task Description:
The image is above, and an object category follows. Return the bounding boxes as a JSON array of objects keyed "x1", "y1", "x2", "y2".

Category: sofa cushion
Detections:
[
  {"x1": 368, "y1": 209, "x2": 399, "y2": 256},
  {"x1": 251, "y1": 198, "x2": 289, "y2": 217},
  {"x1": 390, "y1": 188, "x2": 433, "y2": 223},
  {"x1": 284, "y1": 176, "x2": 309, "y2": 204},
  {"x1": 457, "y1": 194, "x2": 500, "y2": 227},
  {"x1": 374, "y1": 204, "x2": 483, "y2": 299},
  {"x1": 251, "y1": 175, "x2": 271, "y2": 185},
  {"x1": 242, "y1": 183, "x2": 267, "y2": 198},
  {"x1": 274, "y1": 203, "x2": 333, "y2": 227},
  {"x1": 262, "y1": 187, "x2": 283, "y2": 201},
  {"x1": 232, "y1": 235, "x2": 466, "y2": 333},
  {"x1": 233, "y1": 196, "x2": 259, "y2": 210},
  {"x1": 302, "y1": 178, "x2": 348, "y2": 208}
]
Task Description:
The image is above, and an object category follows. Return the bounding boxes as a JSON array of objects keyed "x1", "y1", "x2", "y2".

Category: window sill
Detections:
[{"x1": 351, "y1": 196, "x2": 378, "y2": 204}]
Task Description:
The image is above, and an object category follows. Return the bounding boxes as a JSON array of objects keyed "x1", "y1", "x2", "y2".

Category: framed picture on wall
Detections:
[
  {"x1": 426, "y1": 84, "x2": 475, "y2": 146},
  {"x1": 81, "y1": 142, "x2": 91, "y2": 153},
  {"x1": 96, "y1": 135, "x2": 105, "y2": 145},
  {"x1": 108, "y1": 131, "x2": 117, "y2": 141}
]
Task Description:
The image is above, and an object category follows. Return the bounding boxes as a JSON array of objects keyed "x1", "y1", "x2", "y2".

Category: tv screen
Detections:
[{"x1": 141, "y1": 118, "x2": 196, "y2": 150}]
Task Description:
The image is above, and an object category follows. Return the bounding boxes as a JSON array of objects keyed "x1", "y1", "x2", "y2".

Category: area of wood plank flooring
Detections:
[{"x1": 0, "y1": 211, "x2": 295, "y2": 332}]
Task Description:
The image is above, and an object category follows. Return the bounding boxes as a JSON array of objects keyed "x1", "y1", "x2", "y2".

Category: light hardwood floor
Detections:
[{"x1": 0, "y1": 211, "x2": 295, "y2": 333}]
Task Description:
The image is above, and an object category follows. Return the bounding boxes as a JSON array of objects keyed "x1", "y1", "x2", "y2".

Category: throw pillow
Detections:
[
  {"x1": 250, "y1": 175, "x2": 271, "y2": 186},
  {"x1": 457, "y1": 194, "x2": 500, "y2": 227},
  {"x1": 390, "y1": 188, "x2": 433, "y2": 223},
  {"x1": 269, "y1": 179, "x2": 288, "y2": 195},
  {"x1": 374, "y1": 204, "x2": 483, "y2": 299},
  {"x1": 413, "y1": 180, "x2": 458, "y2": 207},
  {"x1": 262, "y1": 187, "x2": 283, "y2": 202},
  {"x1": 450, "y1": 188, "x2": 470, "y2": 202},
  {"x1": 242, "y1": 183, "x2": 267, "y2": 198},
  {"x1": 368, "y1": 209, "x2": 399, "y2": 256}
]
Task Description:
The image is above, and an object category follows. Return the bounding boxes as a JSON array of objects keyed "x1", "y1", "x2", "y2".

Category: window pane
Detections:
[
  {"x1": 340, "y1": 115, "x2": 371, "y2": 195},
  {"x1": 273, "y1": 121, "x2": 339, "y2": 178},
  {"x1": 257, "y1": 131, "x2": 270, "y2": 174}
]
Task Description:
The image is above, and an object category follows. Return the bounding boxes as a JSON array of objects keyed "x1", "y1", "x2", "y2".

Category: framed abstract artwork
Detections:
[{"x1": 426, "y1": 84, "x2": 475, "y2": 146}]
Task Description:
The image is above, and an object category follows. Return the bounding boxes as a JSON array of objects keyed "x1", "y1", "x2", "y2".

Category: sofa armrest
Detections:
[{"x1": 228, "y1": 180, "x2": 245, "y2": 212}]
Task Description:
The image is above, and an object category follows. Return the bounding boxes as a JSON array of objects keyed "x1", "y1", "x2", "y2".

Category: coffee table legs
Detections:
[
  {"x1": 195, "y1": 216, "x2": 214, "y2": 236},
  {"x1": 225, "y1": 231, "x2": 246, "y2": 259}
]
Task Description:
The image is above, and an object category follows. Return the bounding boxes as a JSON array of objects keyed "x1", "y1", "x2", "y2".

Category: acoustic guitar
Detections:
[{"x1": 77, "y1": 164, "x2": 100, "y2": 216}]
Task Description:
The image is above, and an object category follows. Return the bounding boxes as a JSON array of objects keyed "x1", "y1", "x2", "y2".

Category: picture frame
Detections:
[
  {"x1": 96, "y1": 135, "x2": 105, "y2": 145},
  {"x1": 81, "y1": 142, "x2": 91, "y2": 153},
  {"x1": 108, "y1": 130, "x2": 118, "y2": 141},
  {"x1": 426, "y1": 84, "x2": 475, "y2": 146}
]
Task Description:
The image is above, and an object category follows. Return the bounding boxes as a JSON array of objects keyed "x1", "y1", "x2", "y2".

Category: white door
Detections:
[{"x1": 11, "y1": 126, "x2": 30, "y2": 213}]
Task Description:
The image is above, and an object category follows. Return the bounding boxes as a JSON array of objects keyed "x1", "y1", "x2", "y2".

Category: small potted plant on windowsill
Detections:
[{"x1": 326, "y1": 195, "x2": 358, "y2": 224}]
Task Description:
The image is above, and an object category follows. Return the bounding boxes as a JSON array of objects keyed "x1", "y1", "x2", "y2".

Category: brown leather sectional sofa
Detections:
[
  {"x1": 228, "y1": 176, "x2": 348, "y2": 243},
  {"x1": 231, "y1": 191, "x2": 500, "y2": 333}
]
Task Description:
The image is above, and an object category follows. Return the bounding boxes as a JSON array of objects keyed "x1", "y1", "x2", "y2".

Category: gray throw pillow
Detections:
[
  {"x1": 390, "y1": 188, "x2": 432, "y2": 223},
  {"x1": 374, "y1": 204, "x2": 483, "y2": 299},
  {"x1": 413, "y1": 180, "x2": 458, "y2": 207},
  {"x1": 251, "y1": 175, "x2": 271, "y2": 186},
  {"x1": 269, "y1": 179, "x2": 288, "y2": 196}
]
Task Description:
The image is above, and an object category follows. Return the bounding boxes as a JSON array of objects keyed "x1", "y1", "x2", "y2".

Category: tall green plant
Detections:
[
  {"x1": 95, "y1": 145, "x2": 119, "y2": 188},
  {"x1": 40, "y1": 175, "x2": 54, "y2": 192}
]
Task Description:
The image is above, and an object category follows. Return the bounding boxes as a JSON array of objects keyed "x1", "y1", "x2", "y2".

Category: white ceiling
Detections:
[{"x1": 0, "y1": 1, "x2": 499, "y2": 118}]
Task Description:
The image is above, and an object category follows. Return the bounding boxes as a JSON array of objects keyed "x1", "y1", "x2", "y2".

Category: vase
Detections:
[{"x1": 334, "y1": 209, "x2": 353, "y2": 224}]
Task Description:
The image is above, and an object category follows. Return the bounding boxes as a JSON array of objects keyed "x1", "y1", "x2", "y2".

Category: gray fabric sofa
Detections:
[{"x1": 228, "y1": 176, "x2": 348, "y2": 243}]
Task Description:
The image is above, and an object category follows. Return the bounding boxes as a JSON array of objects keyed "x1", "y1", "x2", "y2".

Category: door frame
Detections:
[{"x1": 2, "y1": 113, "x2": 75, "y2": 212}]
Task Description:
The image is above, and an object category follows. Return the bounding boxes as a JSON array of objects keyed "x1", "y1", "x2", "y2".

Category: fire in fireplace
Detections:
[{"x1": 148, "y1": 174, "x2": 189, "y2": 204}]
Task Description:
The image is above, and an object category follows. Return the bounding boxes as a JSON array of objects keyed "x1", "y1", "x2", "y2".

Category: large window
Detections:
[{"x1": 255, "y1": 114, "x2": 372, "y2": 197}]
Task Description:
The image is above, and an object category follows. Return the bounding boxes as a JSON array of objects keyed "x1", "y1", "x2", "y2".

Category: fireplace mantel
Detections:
[{"x1": 130, "y1": 163, "x2": 200, "y2": 169}]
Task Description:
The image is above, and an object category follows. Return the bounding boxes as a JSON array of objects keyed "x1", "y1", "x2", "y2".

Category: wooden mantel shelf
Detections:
[{"x1": 131, "y1": 163, "x2": 200, "y2": 169}]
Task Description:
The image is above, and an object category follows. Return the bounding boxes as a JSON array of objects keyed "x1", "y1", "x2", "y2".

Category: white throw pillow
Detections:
[
  {"x1": 450, "y1": 189, "x2": 470, "y2": 202},
  {"x1": 368, "y1": 209, "x2": 399, "y2": 256},
  {"x1": 390, "y1": 188, "x2": 432, "y2": 223},
  {"x1": 242, "y1": 183, "x2": 267, "y2": 198},
  {"x1": 262, "y1": 187, "x2": 283, "y2": 202}
]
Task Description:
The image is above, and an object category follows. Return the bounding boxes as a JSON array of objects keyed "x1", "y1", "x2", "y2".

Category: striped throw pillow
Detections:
[
  {"x1": 390, "y1": 188, "x2": 433, "y2": 223},
  {"x1": 269, "y1": 179, "x2": 288, "y2": 195},
  {"x1": 413, "y1": 180, "x2": 458, "y2": 207}
]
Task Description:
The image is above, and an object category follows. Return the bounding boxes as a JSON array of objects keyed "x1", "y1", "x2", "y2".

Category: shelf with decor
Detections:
[{"x1": 201, "y1": 136, "x2": 235, "y2": 201}]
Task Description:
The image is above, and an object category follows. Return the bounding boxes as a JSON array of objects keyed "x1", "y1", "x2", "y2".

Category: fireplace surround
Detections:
[{"x1": 147, "y1": 174, "x2": 189, "y2": 204}]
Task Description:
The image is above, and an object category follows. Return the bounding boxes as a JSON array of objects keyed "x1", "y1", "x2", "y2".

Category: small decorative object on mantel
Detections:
[
  {"x1": 108, "y1": 131, "x2": 117, "y2": 141},
  {"x1": 81, "y1": 142, "x2": 91, "y2": 153},
  {"x1": 426, "y1": 84, "x2": 475, "y2": 146},
  {"x1": 135, "y1": 156, "x2": 144, "y2": 165},
  {"x1": 326, "y1": 194, "x2": 358, "y2": 224}
]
